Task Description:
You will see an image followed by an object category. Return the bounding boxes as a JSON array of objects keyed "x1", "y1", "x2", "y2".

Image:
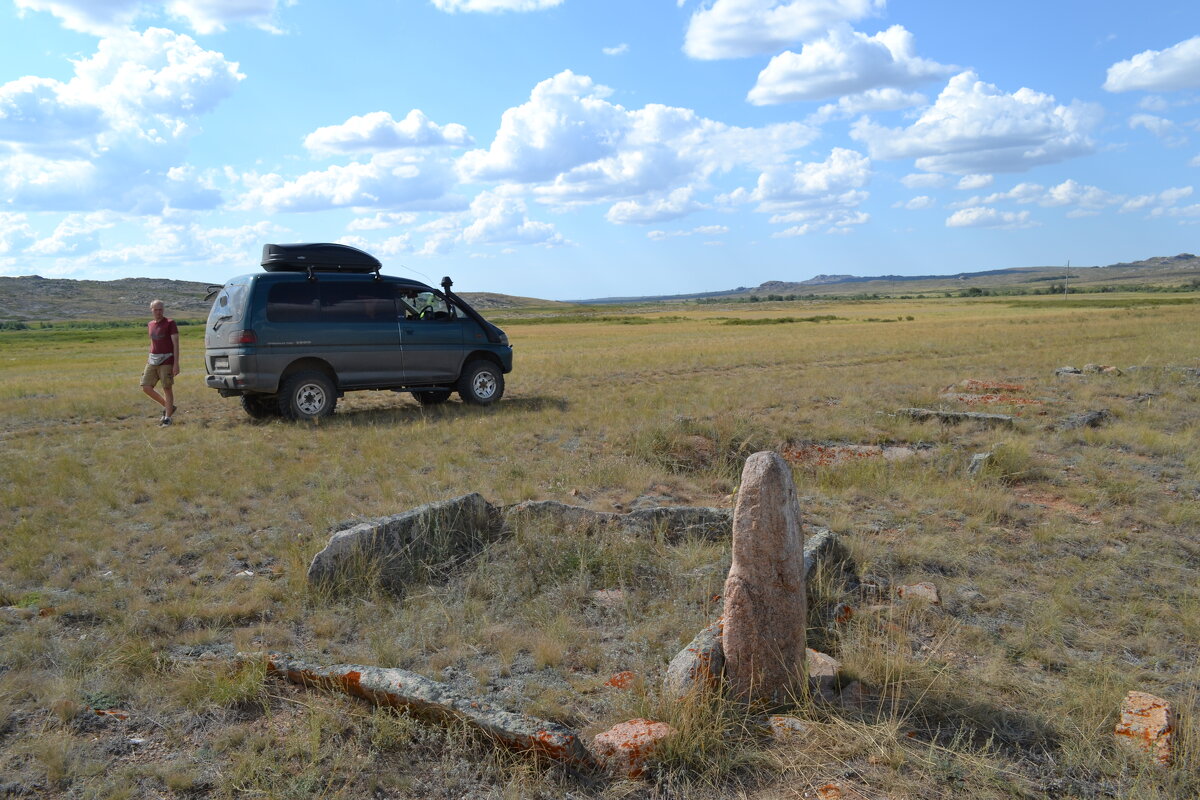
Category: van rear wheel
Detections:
[
  {"x1": 279, "y1": 371, "x2": 337, "y2": 420},
  {"x1": 241, "y1": 394, "x2": 280, "y2": 419},
  {"x1": 457, "y1": 360, "x2": 504, "y2": 406}
]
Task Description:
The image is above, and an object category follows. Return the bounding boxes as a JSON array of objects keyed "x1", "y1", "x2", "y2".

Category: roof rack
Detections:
[{"x1": 260, "y1": 243, "x2": 382, "y2": 278}]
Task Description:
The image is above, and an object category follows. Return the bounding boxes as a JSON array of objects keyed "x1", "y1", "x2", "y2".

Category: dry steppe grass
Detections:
[{"x1": 1, "y1": 294, "x2": 1198, "y2": 798}]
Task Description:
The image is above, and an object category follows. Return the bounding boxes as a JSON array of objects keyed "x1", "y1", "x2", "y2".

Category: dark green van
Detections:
[{"x1": 204, "y1": 243, "x2": 512, "y2": 420}]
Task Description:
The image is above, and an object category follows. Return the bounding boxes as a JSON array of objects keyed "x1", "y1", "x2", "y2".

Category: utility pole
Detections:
[{"x1": 1064, "y1": 259, "x2": 1070, "y2": 295}]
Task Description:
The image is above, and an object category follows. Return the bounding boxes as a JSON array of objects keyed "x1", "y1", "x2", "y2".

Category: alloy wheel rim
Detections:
[
  {"x1": 472, "y1": 372, "x2": 496, "y2": 398},
  {"x1": 297, "y1": 384, "x2": 327, "y2": 415}
]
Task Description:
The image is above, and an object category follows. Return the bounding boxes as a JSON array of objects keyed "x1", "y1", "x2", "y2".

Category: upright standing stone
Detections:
[{"x1": 722, "y1": 451, "x2": 806, "y2": 704}]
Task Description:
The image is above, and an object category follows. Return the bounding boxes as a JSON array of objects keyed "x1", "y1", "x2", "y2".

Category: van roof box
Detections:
[{"x1": 261, "y1": 243, "x2": 382, "y2": 273}]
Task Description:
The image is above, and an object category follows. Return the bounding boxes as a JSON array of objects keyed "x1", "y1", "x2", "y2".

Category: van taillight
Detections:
[{"x1": 233, "y1": 330, "x2": 257, "y2": 344}]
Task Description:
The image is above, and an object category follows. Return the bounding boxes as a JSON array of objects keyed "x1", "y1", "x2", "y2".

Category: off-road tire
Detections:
[
  {"x1": 279, "y1": 370, "x2": 337, "y2": 420},
  {"x1": 457, "y1": 360, "x2": 504, "y2": 406},
  {"x1": 241, "y1": 393, "x2": 280, "y2": 419},
  {"x1": 413, "y1": 390, "x2": 452, "y2": 406}
]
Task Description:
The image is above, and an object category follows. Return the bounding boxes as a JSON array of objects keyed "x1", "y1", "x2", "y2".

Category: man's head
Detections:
[{"x1": 150, "y1": 300, "x2": 165, "y2": 321}]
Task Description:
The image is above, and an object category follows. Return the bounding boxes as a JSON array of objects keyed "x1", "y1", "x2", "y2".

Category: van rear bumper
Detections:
[{"x1": 206, "y1": 374, "x2": 245, "y2": 396}]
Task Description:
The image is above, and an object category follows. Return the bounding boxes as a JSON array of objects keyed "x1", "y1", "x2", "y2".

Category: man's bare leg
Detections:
[
  {"x1": 142, "y1": 384, "x2": 167, "y2": 411},
  {"x1": 163, "y1": 386, "x2": 175, "y2": 417}
]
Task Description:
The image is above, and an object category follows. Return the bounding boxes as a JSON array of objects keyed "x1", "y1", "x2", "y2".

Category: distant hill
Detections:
[
  {"x1": 575, "y1": 253, "x2": 1200, "y2": 304},
  {"x1": 0, "y1": 275, "x2": 556, "y2": 322}
]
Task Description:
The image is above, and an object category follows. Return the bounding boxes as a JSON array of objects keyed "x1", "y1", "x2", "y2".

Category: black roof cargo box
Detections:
[{"x1": 261, "y1": 242, "x2": 382, "y2": 273}]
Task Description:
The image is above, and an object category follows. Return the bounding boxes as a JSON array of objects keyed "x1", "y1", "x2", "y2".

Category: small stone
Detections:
[
  {"x1": 832, "y1": 602, "x2": 854, "y2": 625},
  {"x1": 768, "y1": 715, "x2": 813, "y2": 740},
  {"x1": 1115, "y1": 691, "x2": 1173, "y2": 766},
  {"x1": 663, "y1": 618, "x2": 724, "y2": 699},
  {"x1": 1055, "y1": 366, "x2": 1083, "y2": 376},
  {"x1": 815, "y1": 782, "x2": 843, "y2": 799},
  {"x1": 592, "y1": 719, "x2": 676, "y2": 778},
  {"x1": 591, "y1": 589, "x2": 626, "y2": 608},
  {"x1": 1056, "y1": 409, "x2": 1112, "y2": 431},
  {"x1": 807, "y1": 649, "x2": 842, "y2": 701},
  {"x1": 968, "y1": 451, "x2": 992, "y2": 476},
  {"x1": 896, "y1": 582, "x2": 941, "y2": 605}
]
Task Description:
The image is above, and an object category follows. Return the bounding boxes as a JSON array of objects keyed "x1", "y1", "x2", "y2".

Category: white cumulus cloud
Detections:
[
  {"x1": 238, "y1": 152, "x2": 463, "y2": 212},
  {"x1": 807, "y1": 88, "x2": 927, "y2": 122},
  {"x1": 431, "y1": 0, "x2": 563, "y2": 11},
  {"x1": 748, "y1": 24, "x2": 954, "y2": 105},
  {"x1": 15, "y1": 0, "x2": 283, "y2": 35},
  {"x1": 462, "y1": 192, "x2": 564, "y2": 246},
  {"x1": 1129, "y1": 113, "x2": 1186, "y2": 146},
  {"x1": 606, "y1": 187, "x2": 705, "y2": 224},
  {"x1": 957, "y1": 174, "x2": 993, "y2": 190},
  {"x1": 684, "y1": 0, "x2": 885, "y2": 60},
  {"x1": 901, "y1": 172, "x2": 944, "y2": 189},
  {"x1": 1119, "y1": 186, "x2": 1193, "y2": 214},
  {"x1": 945, "y1": 206, "x2": 1036, "y2": 229},
  {"x1": 603, "y1": 43, "x2": 630, "y2": 56},
  {"x1": 949, "y1": 179, "x2": 1122, "y2": 216},
  {"x1": 459, "y1": 70, "x2": 816, "y2": 217},
  {"x1": 1104, "y1": 36, "x2": 1200, "y2": 93},
  {"x1": 723, "y1": 147, "x2": 872, "y2": 235},
  {"x1": 0, "y1": 29, "x2": 242, "y2": 212},
  {"x1": 851, "y1": 71, "x2": 1099, "y2": 174},
  {"x1": 304, "y1": 110, "x2": 473, "y2": 155},
  {"x1": 895, "y1": 195, "x2": 934, "y2": 210}
]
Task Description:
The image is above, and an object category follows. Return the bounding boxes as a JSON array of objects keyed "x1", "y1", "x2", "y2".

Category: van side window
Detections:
[
  {"x1": 267, "y1": 282, "x2": 321, "y2": 323},
  {"x1": 267, "y1": 282, "x2": 396, "y2": 323},
  {"x1": 321, "y1": 282, "x2": 397, "y2": 323},
  {"x1": 400, "y1": 290, "x2": 454, "y2": 321}
]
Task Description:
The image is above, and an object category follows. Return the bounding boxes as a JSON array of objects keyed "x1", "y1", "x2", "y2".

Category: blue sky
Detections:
[{"x1": 1, "y1": 0, "x2": 1199, "y2": 299}]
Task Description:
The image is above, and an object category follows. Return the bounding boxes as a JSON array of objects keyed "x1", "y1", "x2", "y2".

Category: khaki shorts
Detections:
[{"x1": 141, "y1": 363, "x2": 174, "y2": 388}]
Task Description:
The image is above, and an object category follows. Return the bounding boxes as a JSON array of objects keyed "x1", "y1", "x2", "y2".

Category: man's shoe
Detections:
[{"x1": 160, "y1": 416, "x2": 172, "y2": 426}]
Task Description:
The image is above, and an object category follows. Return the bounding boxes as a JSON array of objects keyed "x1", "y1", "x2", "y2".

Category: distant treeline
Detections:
[{"x1": 697, "y1": 279, "x2": 1200, "y2": 303}]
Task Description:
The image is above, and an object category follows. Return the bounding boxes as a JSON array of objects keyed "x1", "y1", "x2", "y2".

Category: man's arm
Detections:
[{"x1": 171, "y1": 332, "x2": 181, "y2": 376}]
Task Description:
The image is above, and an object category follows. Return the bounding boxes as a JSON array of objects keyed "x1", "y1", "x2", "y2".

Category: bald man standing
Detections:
[{"x1": 140, "y1": 299, "x2": 180, "y2": 426}]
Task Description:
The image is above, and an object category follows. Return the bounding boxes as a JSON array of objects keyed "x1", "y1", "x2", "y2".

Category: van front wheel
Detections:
[
  {"x1": 457, "y1": 360, "x2": 504, "y2": 406},
  {"x1": 279, "y1": 371, "x2": 337, "y2": 420}
]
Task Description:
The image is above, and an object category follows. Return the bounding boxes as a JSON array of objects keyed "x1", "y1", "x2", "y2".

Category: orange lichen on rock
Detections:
[
  {"x1": 592, "y1": 719, "x2": 677, "y2": 778},
  {"x1": 1115, "y1": 691, "x2": 1174, "y2": 766},
  {"x1": 956, "y1": 379, "x2": 1027, "y2": 392},
  {"x1": 604, "y1": 671, "x2": 636, "y2": 689}
]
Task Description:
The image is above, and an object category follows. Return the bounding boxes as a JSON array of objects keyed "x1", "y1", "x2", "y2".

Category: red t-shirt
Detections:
[{"x1": 148, "y1": 318, "x2": 178, "y2": 364}]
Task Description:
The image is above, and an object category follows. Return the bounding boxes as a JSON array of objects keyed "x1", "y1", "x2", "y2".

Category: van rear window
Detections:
[{"x1": 267, "y1": 282, "x2": 396, "y2": 323}]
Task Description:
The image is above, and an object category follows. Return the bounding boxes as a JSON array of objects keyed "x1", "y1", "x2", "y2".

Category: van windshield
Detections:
[{"x1": 208, "y1": 283, "x2": 248, "y2": 330}]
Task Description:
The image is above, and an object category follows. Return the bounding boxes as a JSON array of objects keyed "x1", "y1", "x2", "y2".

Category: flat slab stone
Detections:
[
  {"x1": 897, "y1": 407, "x2": 1017, "y2": 425},
  {"x1": 262, "y1": 652, "x2": 598, "y2": 772},
  {"x1": 308, "y1": 493, "x2": 502, "y2": 591},
  {"x1": 1115, "y1": 690, "x2": 1174, "y2": 766}
]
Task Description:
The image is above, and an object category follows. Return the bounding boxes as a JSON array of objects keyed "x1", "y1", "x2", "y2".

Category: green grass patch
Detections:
[
  {"x1": 1004, "y1": 296, "x2": 1200, "y2": 309},
  {"x1": 716, "y1": 314, "x2": 845, "y2": 325}
]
